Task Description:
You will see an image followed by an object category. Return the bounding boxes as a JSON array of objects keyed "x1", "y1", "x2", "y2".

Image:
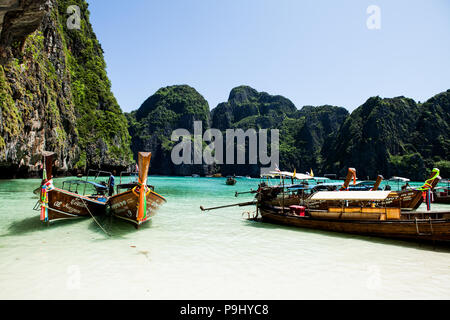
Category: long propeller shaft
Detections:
[{"x1": 200, "y1": 201, "x2": 256, "y2": 212}]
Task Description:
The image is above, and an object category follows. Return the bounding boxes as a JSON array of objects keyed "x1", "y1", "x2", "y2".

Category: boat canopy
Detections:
[
  {"x1": 312, "y1": 177, "x2": 331, "y2": 181},
  {"x1": 388, "y1": 176, "x2": 410, "y2": 182},
  {"x1": 354, "y1": 181, "x2": 375, "y2": 186},
  {"x1": 63, "y1": 180, "x2": 107, "y2": 190},
  {"x1": 316, "y1": 182, "x2": 342, "y2": 187},
  {"x1": 287, "y1": 184, "x2": 316, "y2": 191},
  {"x1": 310, "y1": 191, "x2": 392, "y2": 201},
  {"x1": 263, "y1": 171, "x2": 315, "y2": 180}
]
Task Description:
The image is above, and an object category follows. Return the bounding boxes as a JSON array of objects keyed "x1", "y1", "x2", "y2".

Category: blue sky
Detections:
[{"x1": 86, "y1": 0, "x2": 450, "y2": 113}]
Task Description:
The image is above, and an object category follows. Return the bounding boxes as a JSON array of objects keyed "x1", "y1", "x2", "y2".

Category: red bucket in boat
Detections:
[{"x1": 290, "y1": 205, "x2": 305, "y2": 217}]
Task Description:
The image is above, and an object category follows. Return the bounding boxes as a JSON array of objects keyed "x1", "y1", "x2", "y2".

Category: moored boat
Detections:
[
  {"x1": 35, "y1": 152, "x2": 108, "y2": 223},
  {"x1": 258, "y1": 203, "x2": 450, "y2": 243},
  {"x1": 434, "y1": 180, "x2": 450, "y2": 204},
  {"x1": 305, "y1": 169, "x2": 440, "y2": 211},
  {"x1": 226, "y1": 176, "x2": 237, "y2": 185},
  {"x1": 107, "y1": 152, "x2": 166, "y2": 228},
  {"x1": 201, "y1": 167, "x2": 450, "y2": 243},
  {"x1": 257, "y1": 169, "x2": 448, "y2": 242}
]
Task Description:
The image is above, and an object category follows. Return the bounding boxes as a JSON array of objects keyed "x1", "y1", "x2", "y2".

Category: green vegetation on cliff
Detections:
[
  {"x1": 56, "y1": 0, "x2": 132, "y2": 168},
  {"x1": 128, "y1": 85, "x2": 449, "y2": 179},
  {"x1": 209, "y1": 86, "x2": 348, "y2": 176},
  {"x1": 1, "y1": 2, "x2": 448, "y2": 179},
  {"x1": 323, "y1": 92, "x2": 450, "y2": 180},
  {"x1": 127, "y1": 85, "x2": 211, "y2": 175},
  {"x1": 0, "y1": 0, "x2": 132, "y2": 176}
]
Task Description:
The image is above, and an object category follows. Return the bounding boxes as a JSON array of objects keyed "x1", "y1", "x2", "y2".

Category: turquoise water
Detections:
[{"x1": 0, "y1": 176, "x2": 449, "y2": 300}]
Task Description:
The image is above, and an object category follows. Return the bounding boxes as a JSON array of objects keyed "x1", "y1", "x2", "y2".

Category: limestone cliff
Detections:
[
  {"x1": 0, "y1": 0, "x2": 132, "y2": 177},
  {"x1": 323, "y1": 92, "x2": 450, "y2": 180}
]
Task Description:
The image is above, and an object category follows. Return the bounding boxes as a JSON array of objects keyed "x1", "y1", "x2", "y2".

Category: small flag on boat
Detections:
[
  {"x1": 310, "y1": 169, "x2": 314, "y2": 177},
  {"x1": 293, "y1": 169, "x2": 297, "y2": 179}
]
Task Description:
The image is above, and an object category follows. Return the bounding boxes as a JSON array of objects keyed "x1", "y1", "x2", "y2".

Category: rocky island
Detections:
[{"x1": 0, "y1": 0, "x2": 449, "y2": 179}]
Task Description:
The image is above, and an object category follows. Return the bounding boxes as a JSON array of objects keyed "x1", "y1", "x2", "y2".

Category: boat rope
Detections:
[{"x1": 80, "y1": 198, "x2": 112, "y2": 237}]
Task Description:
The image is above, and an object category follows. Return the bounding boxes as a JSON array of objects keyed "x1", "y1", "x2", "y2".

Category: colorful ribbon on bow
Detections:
[
  {"x1": 40, "y1": 169, "x2": 54, "y2": 222},
  {"x1": 132, "y1": 182, "x2": 151, "y2": 222},
  {"x1": 417, "y1": 168, "x2": 440, "y2": 192},
  {"x1": 417, "y1": 168, "x2": 440, "y2": 211}
]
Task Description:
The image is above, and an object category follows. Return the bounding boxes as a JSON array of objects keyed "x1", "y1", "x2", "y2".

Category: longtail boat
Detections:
[
  {"x1": 434, "y1": 180, "x2": 450, "y2": 204},
  {"x1": 201, "y1": 168, "x2": 450, "y2": 243},
  {"x1": 274, "y1": 168, "x2": 441, "y2": 211},
  {"x1": 256, "y1": 190, "x2": 450, "y2": 243},
  {"x1": 35, "y1": 152, "x2": 108, "y2": 223},
  {"x1": 107, "y1": 152, "x2": 166, "y2": 228}
]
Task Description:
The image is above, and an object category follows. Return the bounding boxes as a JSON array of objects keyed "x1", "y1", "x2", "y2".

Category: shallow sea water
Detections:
[{"x1": 0, "y1": 177, "x2": 449, "y2": 300}]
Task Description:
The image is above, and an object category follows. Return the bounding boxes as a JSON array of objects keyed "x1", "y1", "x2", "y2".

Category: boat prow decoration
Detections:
[
  {"x1": 39, "y1": 151, "x2": 56, "y2": 222},
  {"x1": 416, "y1": 168, "x2": 441, "y2": 192},
  {"x1": 372, "y1": 175, "x2": 384, "y2": 191},
  {"x1": 339, "y1": 168, "x2": 357, "y2": 191}
]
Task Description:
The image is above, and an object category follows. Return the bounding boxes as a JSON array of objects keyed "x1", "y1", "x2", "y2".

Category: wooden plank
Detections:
[
  {"x1": 344, "y1": 207, "x2": 361, "y2": 213},
  {"x1": 387, "y1": 208, "x2": 401, "y2": 220}
]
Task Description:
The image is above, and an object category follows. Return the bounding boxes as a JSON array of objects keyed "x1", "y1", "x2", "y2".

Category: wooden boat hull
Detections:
[
  {"x1": 108, "y1": 189, "x2": 166, "y2": 227},
  {"x1": 434, "y1": 190, "x2": 450, "y2": 204},
  {"x1": 45, "y1": 188, "x2": 107, "y2": 222},
  {"x1": 434, "y1": 197, "x2": 450, "y2": 204},
  {"x1": 258, "y1": 206, "x2": 450, "y2": 243}
]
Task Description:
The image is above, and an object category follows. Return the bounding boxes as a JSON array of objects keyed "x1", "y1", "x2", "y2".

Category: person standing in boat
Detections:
[{"x1": 108, "y1": 171, "x2": 116, "y2": 196}]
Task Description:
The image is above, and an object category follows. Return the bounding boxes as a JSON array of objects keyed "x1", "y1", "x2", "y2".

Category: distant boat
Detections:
[
  {"x1": 244, "y1": 167, "x2": 440, "y2": 212},
  {"x1": 226, "y1": 176, "x2": 237, "y2": 185},
  {"x1": 307, "y1": 169, "x2": 440, "y2": 211},
  {"x1": 192, "y1": 174, "x2": 200, "y2": 178},
  {"x1": 388, "y1": 176, "x2": 411, "y2": 182}
]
